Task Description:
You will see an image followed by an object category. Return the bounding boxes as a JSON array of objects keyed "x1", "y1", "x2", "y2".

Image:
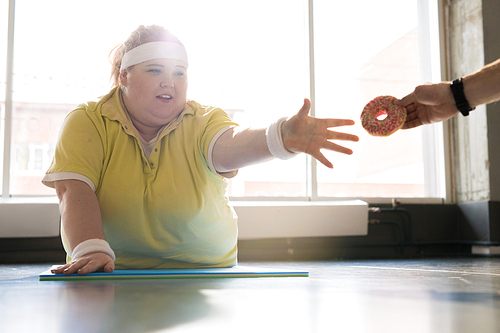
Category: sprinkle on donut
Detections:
[{"x1": 361, "y1": 95, "x2": 407, "y2": 136}]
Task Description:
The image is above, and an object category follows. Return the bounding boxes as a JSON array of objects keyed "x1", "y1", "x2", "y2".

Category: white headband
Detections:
[{"x1": 120, "y1": 41, "x2": 188, "y2": 70}]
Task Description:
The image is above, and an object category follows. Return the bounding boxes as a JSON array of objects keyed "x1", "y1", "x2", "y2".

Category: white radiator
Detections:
[
  {"x1": 0, "y1": 197, "x2": 60, "y2": 238},
  {"x1": 234, "y1": 200, "x2": 369, "y2": 240}
]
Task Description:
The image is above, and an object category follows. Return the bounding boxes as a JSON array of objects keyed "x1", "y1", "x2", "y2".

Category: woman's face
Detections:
[{"x1": 120, "y1": 58, "x2": 188, "y2": 133}]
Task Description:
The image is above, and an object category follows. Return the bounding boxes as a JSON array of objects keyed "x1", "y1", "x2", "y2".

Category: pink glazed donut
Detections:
[{"x1": 361, "y1": 95, "x2": 406, "y2": 136}]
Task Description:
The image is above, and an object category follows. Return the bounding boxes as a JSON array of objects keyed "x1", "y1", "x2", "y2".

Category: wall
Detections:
[
  {"x1": 449, "y1": 0, "x2": 500, "y2": 242},
  {"x1": 449, "y1": 0, "x2": 488, "y2": 203},
  {"x1": 449, "y1": 0, "x2": 500, "y2": 203},
  {"x1": 482, "y1": 0, "x2": 500, "y2": 202}
]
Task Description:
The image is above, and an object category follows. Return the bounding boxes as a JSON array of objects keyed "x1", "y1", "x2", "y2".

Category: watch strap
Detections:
[{"x1": 450, "y1": 78, "x2": 475, "y2": 116}]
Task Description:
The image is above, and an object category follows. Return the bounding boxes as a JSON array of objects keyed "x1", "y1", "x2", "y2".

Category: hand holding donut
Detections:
[
  {"x1": 361, "y1": 96, "x2": 407, "y2": 136},
  {"x1": 395, "y1": 82, "x2": 460, "y2": 129},
  {"x1": 281, "y1": 98, "x2": 359, "y2": 169}
]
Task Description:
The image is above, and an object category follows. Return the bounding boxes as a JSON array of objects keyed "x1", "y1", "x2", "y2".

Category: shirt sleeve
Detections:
[
  {"x1": 197, "y1": 105, "x2": 239, "y2": 176},
  {"x1": 42, "y1": 171, "x2": 96, "y2": 192},
  {"x1": 207, "y1": 127, "x2": 236, "y2": 175},
  {"x1": 43, "y1": 108, "x2": 105, "y2": 190}
]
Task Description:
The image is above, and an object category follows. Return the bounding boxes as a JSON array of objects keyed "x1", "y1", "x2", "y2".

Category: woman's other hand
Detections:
[{"x1": 51, "y1": 253, "x2": 115, "y2": 275}]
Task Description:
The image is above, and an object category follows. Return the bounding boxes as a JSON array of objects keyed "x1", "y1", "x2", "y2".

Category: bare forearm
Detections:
[
  {"x1": 464, "y1": 58, "x2": 500, "y2": 108},
  {"x1": 212, "y1": 127, "x2": 274, "y2": 173},
  {"x1": 55, "y1": 179, "x2": 106, "y2": 251}
]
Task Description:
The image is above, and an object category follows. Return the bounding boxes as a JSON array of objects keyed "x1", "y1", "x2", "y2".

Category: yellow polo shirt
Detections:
[{"x1": 43, "y1": 87, "x2": 239, "y2": 269}]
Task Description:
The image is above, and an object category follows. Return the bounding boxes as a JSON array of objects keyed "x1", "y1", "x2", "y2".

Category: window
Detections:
[
  {"x1": 313, "y1": 0, "x2": 443, "y2": 199},
  {"x1": 1, "y1": 0, "x2": 445, "y2": 201}
]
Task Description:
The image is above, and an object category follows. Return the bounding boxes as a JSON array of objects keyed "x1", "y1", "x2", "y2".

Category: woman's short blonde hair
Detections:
[{"x1": 109, "y1": 25, "x2": 184, "y2": 87}]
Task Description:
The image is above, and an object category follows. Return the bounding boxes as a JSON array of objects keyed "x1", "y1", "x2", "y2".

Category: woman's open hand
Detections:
[{"x1": 281, "y1": 98, "x2": 359, "y2": 168}]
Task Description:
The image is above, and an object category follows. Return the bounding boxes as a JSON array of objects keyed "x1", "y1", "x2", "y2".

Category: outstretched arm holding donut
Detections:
[{"x1": 396, "y1": 58, "x2": 500, "y2": 129}]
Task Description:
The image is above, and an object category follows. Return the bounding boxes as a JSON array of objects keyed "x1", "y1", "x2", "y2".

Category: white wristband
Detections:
[
  {"x1": 266, "y1": 117, "x2": 299, "y2": 160},
  {"x1": 71, "y1": 239, "x2": 116, "y2": 261}
]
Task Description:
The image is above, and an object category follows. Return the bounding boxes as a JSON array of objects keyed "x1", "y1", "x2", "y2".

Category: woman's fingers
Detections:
[
  {"x1": 313, "y1": 151, "x2": 333, "y2": 169},
  {"x1": 50, "y1": 253, "x2": 115, "y2": 275},
  {"x1": 325, "y1": 118, "x2": 356, "y2": 128},
  {"x1": 323, "y1": 141, "x2": 354, "y2": 155},
  {"x1": 51, "y1": 264, "x2": 70, "y2": 274},
  {"x1": 326, "y1": 130, "x2": 359, "y2": 142}
]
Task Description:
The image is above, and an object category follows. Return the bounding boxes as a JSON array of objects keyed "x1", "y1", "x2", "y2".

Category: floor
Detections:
[{"x1": 1, "y1": 259, "x2": 500, "y2": 333}]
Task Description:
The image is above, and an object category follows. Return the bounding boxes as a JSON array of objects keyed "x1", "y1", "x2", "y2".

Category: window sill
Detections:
[{"x1": 0, "y1": 196, "x2": 60, "y2": 238}]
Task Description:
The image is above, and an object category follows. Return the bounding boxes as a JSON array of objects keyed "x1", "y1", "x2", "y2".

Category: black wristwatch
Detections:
[{"x1": 450, "y1": 78, "x2": 475, "y2": 116}]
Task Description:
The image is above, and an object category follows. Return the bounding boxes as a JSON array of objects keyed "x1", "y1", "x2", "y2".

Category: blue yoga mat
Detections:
[{"x1": 39, "y1": 265, "x2": 309, "y2": 281}]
